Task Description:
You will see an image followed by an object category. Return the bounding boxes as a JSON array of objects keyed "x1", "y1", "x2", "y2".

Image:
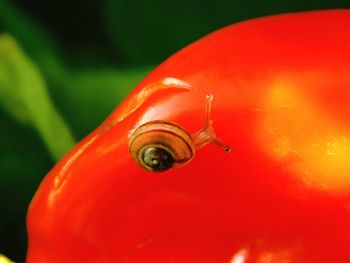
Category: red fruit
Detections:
[{"x1": 27, "y1": 10, "x2": 350, "y2": 262}]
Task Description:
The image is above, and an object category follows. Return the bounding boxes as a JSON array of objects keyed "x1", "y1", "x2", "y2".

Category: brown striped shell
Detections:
[{"x1": 129, "y1": 121, "x2": 195, "y2": 172}]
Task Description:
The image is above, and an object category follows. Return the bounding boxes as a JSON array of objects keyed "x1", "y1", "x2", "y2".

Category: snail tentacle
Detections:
[{"x1": 192, "y1": 93, "x2": 231, "y2": 152}]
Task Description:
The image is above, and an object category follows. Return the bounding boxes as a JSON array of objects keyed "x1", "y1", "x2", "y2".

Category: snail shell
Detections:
[{"x1": 129, "y1": 121, "x2": 195, "y2": 172}]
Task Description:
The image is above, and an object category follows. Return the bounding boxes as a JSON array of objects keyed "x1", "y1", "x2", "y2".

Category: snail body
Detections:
[{"x1": 129, "y1": 94, "x2": 229, "y2": 172}]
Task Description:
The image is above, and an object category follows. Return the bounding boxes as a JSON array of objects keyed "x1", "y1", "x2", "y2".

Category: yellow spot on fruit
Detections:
[
  {"x1": 326, "y1": 136, "x2": 349, "y2": 156},
  {"x1": 258, "y1": 250, "x2": 293, "y2": 263},
  {"x1": 273, "y1": 136, "x2": 292, "y2": 158},
  {"x1": 258, "y1": 76, "x2": 350, "y2": 192}
]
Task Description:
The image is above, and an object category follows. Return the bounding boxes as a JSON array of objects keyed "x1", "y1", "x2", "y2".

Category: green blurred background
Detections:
[{"x1": 0, "y1": 0, "x2": 349, "y2": 261}]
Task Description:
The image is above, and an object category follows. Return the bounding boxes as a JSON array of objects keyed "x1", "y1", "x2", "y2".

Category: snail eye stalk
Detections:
[
  {"x1": 129, "y1": 93, "x2": 230, "y2": 172},
  {"x1": 192, "y1": 94, "x2": 231, "y2": 152}
]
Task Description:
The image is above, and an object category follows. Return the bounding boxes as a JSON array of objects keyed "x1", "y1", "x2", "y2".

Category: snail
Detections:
[{"x1": 129, "y1": 94, "x2": 230, "y2": 172}]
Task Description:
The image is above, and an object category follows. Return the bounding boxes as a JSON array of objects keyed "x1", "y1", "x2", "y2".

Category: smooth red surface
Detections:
[{"x1": 27, "y1": 10, "x2": 350, "y2": 262}]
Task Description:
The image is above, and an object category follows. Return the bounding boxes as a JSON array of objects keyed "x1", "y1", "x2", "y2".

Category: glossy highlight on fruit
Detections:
[{"x1": 27, "y1": 10, "x2": 350, "y2": 262}]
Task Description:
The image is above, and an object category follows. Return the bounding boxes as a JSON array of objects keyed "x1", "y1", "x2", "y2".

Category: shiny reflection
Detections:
[
  {"x1": 258, "y1": 250, "x2": 293, "y2": 263},
  {"x1": 162, "y1": 77, "x2": 190, "y2": 87},
  {"x1": 55, "y1": 135, "x2": 98, "y2": 189},
  {"x1": 230, "y1": 248, "x2": 249, "y2": 263},
  {"x1": 117, "y1": 77, "x2": 192, "y2": 124}
]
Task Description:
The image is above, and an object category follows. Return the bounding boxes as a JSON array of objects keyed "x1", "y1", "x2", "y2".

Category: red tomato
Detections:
[{"x1": 27, "y1": 10, "x2": 350, "y2": 262}]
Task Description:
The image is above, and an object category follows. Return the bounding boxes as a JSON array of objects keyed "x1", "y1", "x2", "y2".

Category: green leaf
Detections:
[
  {"x1": 0, "y1": 108, "x2": 53, "y2": 263},
  {"x1": 0, "y1": 0, "x2": 67, "y2": 82},
  {"x1": 103, "y1": 0, "x2": 217, "y2": 64},
  {"x1": 102, "y1": 0, "x2": 350, "y2": 65},
  {"x1": 0, "y1": 34, "x2": 75, "y2": 160},
  {"x1": 53, "y1": 66, "x2": 152, "y2": 138}
]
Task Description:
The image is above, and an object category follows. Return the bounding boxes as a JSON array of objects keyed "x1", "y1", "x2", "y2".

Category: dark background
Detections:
[{"x1": 0, "y1": 0, "x2": 349, "y2": 261}]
